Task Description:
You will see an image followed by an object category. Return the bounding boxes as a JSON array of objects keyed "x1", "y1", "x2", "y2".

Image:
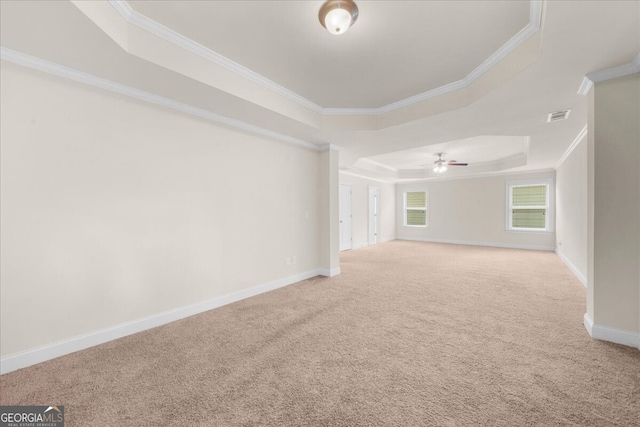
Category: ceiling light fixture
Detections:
[
  {"x1": 433, "y1": 152, "x2": 448, "y2": 174},
  {"x1": 429, "y1": 152, "x2": 469, "y2": 174},
  {"x1": 433, "y1": 162, "x2": 448, "y2": 174},
  {"x1": 319, "y1": 0, "x2": 359, "y2": 35}
]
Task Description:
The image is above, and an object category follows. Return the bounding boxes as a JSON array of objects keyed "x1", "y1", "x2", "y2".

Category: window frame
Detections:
[
  {"x1": 506, "y1": 178, "x2": 554, "y2": 233},
  {"x1": 403, "y1": 189, "x2": 429, "y2": 228}
]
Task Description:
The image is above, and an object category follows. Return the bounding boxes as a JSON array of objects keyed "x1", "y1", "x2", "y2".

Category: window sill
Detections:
[
  {"x1": 506, "y1": 228, "x2": 553, "y2": 234},
  {"x1": 403, "y1": 225, "x2": 428, "y2": 228}
]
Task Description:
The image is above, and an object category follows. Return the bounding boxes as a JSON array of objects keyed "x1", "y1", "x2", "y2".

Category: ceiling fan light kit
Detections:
[
  {"x1": 319, "y1": 0, "x2": 359, "y2": 35},
  {"x1": 433, "y1": 164, "x2": 448, "y2": 173},
  {"x1": 432, "y1": 153, "x2": 469, "y2": 174}
]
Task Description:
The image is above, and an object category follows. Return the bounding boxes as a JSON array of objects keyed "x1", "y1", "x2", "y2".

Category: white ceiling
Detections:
[
  {"x1": 368, "y1": 136, "x2": 529, "y2": 170},
  {"x1": 128, "y1": 0, "x2": 530, "y2": 109},
  {"x1": 1, "y1": 1, "x2": 639, "y2": 181}
]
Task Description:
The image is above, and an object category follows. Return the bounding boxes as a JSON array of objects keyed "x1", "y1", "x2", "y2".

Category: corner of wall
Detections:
[{"x1": 555, "y1": 248, "x2": 587, "y2": 287}]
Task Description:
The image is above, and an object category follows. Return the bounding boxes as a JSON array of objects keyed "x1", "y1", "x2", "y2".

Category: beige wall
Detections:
[
  {"x1": 0, "y1": 63, "x2": 325, "y2": 358},
  {"x1": 587, "y1": 72, "x2": 640, "y2": 336},
  {"x1": 319, "y1": 149, "x2": 340, "y2": 275},
  {"x1": 396, "y1": 171, "x2": 556, "y2": 250},
  {"x1": 556, "y1": 137, "x2": 588, "y2": 284},
  {"x1": 338, "y1": 173, "x2": 396, "y2": 249}
]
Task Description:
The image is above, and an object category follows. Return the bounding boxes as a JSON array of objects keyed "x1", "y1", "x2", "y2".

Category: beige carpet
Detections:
[{"x1": 1, "y1": 241, "x2": 639, "y2": 426}]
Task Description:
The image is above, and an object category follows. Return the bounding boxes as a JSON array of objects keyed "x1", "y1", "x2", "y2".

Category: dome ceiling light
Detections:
[{"x1": 318, "y1": 0, "x2": 359, "y2": 35}]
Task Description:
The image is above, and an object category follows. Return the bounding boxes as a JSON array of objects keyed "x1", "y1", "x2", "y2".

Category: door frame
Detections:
[
  {"x1": 339, "y1": 183, "x2": 353, "y2": 251},
  {"x1": 368, "y1": 186, "x2": 381, "y2": 245}
]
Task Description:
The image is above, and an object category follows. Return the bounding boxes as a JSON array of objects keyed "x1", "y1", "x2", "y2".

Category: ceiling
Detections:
[
  {"x1": 369, "y1": 136, "x2": 529, "y2": 169},
  {"x1": 128, "y1": 0, "x2": 530, "y2": 109},
  {"x1": 1, "y1": 1, "x2": 639, "y2": 182}
]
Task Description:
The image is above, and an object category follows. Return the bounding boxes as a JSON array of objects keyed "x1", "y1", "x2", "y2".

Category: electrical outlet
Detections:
[
  {"x1": 286, "y1": 256, "x2": 291, "y2": 266},
  {"x1": 292, "y1": 256, "x2": 297, "y2": 265}
]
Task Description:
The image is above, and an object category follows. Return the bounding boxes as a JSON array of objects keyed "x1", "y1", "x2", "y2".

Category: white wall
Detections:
[
  {"x1": 587, "y1": 72, "x2": 640, "y2": 343},
  {"x1": 320, "y1": 149, "x2": 340, "y2": 275},
  {"x1": 556, "y1": 136, "x2": 587, "y2": 285},
  {"x1": 0, "y1": 63, "x2": 325, "y2": 362},
  {"x1": 338, "y1": 173, "x2": 395, "y2": 249},
  {"x1": 396, "y1": 171, "x2": 556, "y2": 250}
]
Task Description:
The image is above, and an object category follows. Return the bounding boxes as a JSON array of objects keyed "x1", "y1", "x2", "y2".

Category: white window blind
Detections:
[
  {"x1": 509, "y1": 184, "x2": 548, "y2": 230},
  {"x1": 404, "y1": 191, "x2": 427, "y2": 227}
]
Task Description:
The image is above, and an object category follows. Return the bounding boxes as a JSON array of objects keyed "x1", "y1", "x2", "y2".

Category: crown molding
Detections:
[
  {"x1": 324, "y1": 80, "x2": 469, "y2": 115},
  {"x1": 396, "y1": 167, "x2": 556, "y2": 185},
  {"x1": 108, "y1": 0, "x2": 325, "y2": 114},
  {"x1": 381, "y1": 0, "x2": 543, "y2": 114},
  {"x1": 576, "y1": 77, "x2": 593, "y2": 95},
  {"x1": 587, "y1": 52, "x2": 640, "y2": 83},
  {"x1": 341, "y1": 158, "x2": 554, "y2": 185},
  {"x1": 0, "y1": 46, "x2": 324, "y2": 152},
  {"x1": 108, "y1": 0, "x2": 543, "y2": 116},
  {"x1": 339, "y1": 170, "x2": 394, "y2": 184},
  {"x1": 319, "y1": 143, "x2": 342, "y2": 152},
  {"x1": 578, "y1": 52, "x2": 640, "y2": 95},
  {"x1": 358, "y1": 158, "x2": 399, "y2": 173},
  {"x1": 325, "y1": 1, "x2": 542, "y2": 115},
  {"x1": 557, "y1": 125, "x2": 587, "y2": 168}
]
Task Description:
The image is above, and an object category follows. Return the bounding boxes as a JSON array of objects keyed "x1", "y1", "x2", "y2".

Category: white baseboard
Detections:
[
  {"x1": 349, "y1": 236, "x2": 396, "y2": 250},
  {"x1": 319, "y1": 267, "x2": 341, "y2": 277},
  {"x1": 555, "y1": 249, "x2": 587, "y2": 287},
  {"x1": 0, "y1": 269, "x2": 324, "y2": 375},
  {"x1": 584, "y1": 313, "x2": 640, "y2": 349},
  {"x1": 583, "y1": 313, "x2": 594, "y2": 335},
  {"x1": 397, "y1": 236, "x2": 555, "y2": 252}
]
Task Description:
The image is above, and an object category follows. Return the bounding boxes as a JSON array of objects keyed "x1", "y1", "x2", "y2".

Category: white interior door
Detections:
[
  {"x1": 368, "y1": 187, "x2": 380, "y2": 245},
  {"x1": 339, "y1": 184, "x2": 352, "y2": 251}
]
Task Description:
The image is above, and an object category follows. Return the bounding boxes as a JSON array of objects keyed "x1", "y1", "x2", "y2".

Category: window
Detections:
[
  {"x1": 404, "y1": 190, "x2": 427, "y2": 227},
  {"x1": 507, "y1": 179, "x2": 553, "y2": 232}
]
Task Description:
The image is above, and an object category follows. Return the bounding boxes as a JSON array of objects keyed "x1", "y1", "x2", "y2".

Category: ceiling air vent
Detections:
[{"x1": 547, "y1": 109, "x2": 571, "y2": 123}]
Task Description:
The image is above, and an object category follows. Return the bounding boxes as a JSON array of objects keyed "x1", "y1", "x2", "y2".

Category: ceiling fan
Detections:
[{"x1": 429, "y1": 152, "x2": 469, "y2": 173}]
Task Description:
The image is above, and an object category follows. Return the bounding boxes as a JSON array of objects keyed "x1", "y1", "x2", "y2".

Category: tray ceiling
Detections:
[
  {"x1": 128, "y1": 0, "x2": 530, "y2": 109},
  {"x1": 1, "y1": 0, "x2": 639, "y2": 180}
]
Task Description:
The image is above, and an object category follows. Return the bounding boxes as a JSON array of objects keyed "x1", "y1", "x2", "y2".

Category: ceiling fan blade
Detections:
[{"x1": 448, "y1": 162, "x2": 468, "y2": 166}]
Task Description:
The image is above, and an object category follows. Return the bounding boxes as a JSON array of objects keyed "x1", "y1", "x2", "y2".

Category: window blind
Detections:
[
  {"x1": 512, "y1": 185, "x2": 546, "y2": 206},
  {"x1": 512, "y1": 208, "x2": 546, "y2": 228},
  {"x1": 406, "y1": 191, "x2": 426, "y2": 208},
  {"x1": 406, "y1": 210, "x2": 427, "y2": 226},
  {"x1": 405, "y1": 191, "x2": 427, "y2": 226},
  {"x1": 511, "y1": 184, "x2": 547, "y2": 229}
]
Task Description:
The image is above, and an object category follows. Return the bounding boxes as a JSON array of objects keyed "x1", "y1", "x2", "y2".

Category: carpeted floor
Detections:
[{"x1": 1, "y1": 241, "x2": 639, "y2": 426}]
